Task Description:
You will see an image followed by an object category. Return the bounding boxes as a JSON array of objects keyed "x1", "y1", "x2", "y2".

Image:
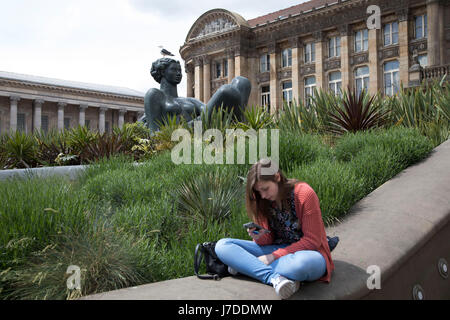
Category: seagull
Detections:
[{"x1": 158, "y1": 46, "x2": 175, "y2": 57}]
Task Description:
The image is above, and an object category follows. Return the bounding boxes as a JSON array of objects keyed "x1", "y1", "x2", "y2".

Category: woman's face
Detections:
[
  {"x1": 253, "y1": 174, "x2": 280, "y2": 202},
  {"x1": 164, "y1": 62, "x2": 182, "y2": 84}
]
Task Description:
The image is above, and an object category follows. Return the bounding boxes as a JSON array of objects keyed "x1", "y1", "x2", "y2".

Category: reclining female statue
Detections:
[{"x1": 142, "y1": 57, "x2": 251, "y2": 131}]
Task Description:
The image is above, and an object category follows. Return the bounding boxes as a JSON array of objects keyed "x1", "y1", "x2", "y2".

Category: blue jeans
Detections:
[{"x1": 215, "y1": 238, "x2": 326, "y2": 285}]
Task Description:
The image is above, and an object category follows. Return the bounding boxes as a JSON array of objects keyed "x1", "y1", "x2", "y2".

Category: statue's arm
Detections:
[{"x1": 144, "y1": 88, "x2": 165, "y2": 131}]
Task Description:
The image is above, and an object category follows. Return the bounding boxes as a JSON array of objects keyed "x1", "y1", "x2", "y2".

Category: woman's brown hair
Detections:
[{"x1": 245, "y1": 158, "x2": 300, "y2": 223}]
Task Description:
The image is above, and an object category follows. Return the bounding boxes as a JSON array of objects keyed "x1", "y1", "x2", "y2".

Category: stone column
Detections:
[
  {"x1": 194, "y1": 57, "x2": 203, "y2": 101},
  {"x1": 33, "y1": 99, "x2": 44, "y2": 132},
  {"x1": 203, "y1": 55, "x2": 211, "y2": 102},
  {"x1": 57, "y1": 102, "x2": 66, "y2": 131},
  {"x1": 118, "y1": 109, "x2": 126, "y2": 128},
  {"x1": 269, "y1": 43, "x2": 279, "y2": 113},
  {"x1": 427, "y1": 0, "x2": 441, "y2": 66},
  {"x1": 9, "y1": 96, "x2": 20, "y2": 133},
  {"x1": 185, "y1": 64, "x2": 194, "y2": 98},
  {"x1": 340, "y1": 25, "x2": 352, "y2": 92},
  {"x1": 99, "y1": 107, "x2": 107, "y2": 134},
  {"x1": 79, "y1": 104, "x2": 88, "y2": 127},
  {"x1": 234, "y1": 47, "x2": 248, "y2": 78},
  {"x1": 368, "y1": 28, "x2": 380, "y2": 95},
  {"x1": 290, "y1": 37, "x2": 301, "y2": 104},
  {"x1": 398, "y1": 9, "x2": 410, "y2": 87},
  {"x1": 314, "y1": 32, "x2": 325, "y2": 91},
  {"x1": 227, "y1": 49, "x2": 235, "y2": 83}
]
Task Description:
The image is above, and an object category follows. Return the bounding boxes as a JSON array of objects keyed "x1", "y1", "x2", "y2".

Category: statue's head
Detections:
[{"x1": 150, "y1": 58, "x2": 182, "y2": 85}]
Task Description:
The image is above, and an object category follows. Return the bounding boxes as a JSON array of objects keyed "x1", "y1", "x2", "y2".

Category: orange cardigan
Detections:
[{"x1": 254, "y1": 182, "x2": 334, "y2": 283}]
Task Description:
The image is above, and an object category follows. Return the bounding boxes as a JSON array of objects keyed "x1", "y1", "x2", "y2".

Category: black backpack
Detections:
[{"x1": 194, "y1": 241, "x2": 229, "y2": 280}]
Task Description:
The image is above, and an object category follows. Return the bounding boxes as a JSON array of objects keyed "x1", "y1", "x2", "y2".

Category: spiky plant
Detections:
[
  {"x1": 82, "y1": 132, "x2": 126, "y2": 162},
  {"x1": 3, "y1": 130, "x2": 39, "y2": 169},
  {"x1": 153, "y1": 114, "x2": 188, "y2": 152},
  {"x1": 171, "y1": 168, "x2": 244, "y2": 225},
  {"x1": 65, "y1": 125, "x2": 97, "y2": 157},
  {"x1": 35, "y1": 129, "x2": 78, "y2": 166},
  {"x1": 325, "y1": 88, "x2": 390, "y2": 135},
  {"x1": 235, "y1": 105, "x2": 274, "y2": 130}
]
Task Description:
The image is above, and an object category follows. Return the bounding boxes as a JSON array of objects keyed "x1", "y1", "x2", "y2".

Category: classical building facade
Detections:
[
  {"x1": 180, "y1": 0, "x2": 450, "y2": 113},
  {"x1": 0, "y1": 71, "x2": 144, "y2": 135}
]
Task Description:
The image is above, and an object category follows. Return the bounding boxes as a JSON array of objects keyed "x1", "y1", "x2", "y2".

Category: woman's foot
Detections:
[{"x1": 270, "y1": 275, "x2": 301, "y2": 299}]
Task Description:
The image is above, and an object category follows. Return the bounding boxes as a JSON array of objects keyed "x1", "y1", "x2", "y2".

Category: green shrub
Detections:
[
  {"x1": 279, "y1": 131, "x2": 331, "y2": 172},
  {"x1": 289, "y1": 159, "x2": 366, "y2": 225},
  {"x1": 334, "y1": 127, "x2": 433, "y2": 167}
]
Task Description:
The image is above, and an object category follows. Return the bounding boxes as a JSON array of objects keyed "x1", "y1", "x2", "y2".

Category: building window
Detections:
[
  {"x1": 415, "y1": 14, "x2": 427, "y2": 39},
  {"x1": 223, "y1": 59, "x2": 228, "y2": 77},
  {"x1": 355, "y1": 66, "x2": 370, "y2": 97},
  {"x1": 329, "y1": 71, "x2": 342, "y2": 96},
  {"x1": 64, "y1": 117, "x2": 71, "y2": 130},
  {"x1": 282, "y1": 81, "x2": 293, "y2": 105},
  {"x1": 418, "y1": 54, "x2": 428, "y2": 67},
  {"x1": 384, "y1": 60, "x2": 400, "y2": 96},
  {"x1": 41, "y1": 115, "x2": 49, "y2": 133},
  {"x1": 329, "y1": 36, "x2": 341, "y2": 58},
  {"x1": 304, "y1": 76, "x2": 316, "y2": 108},
  {"x1": 354, "y1": 29, "x2": 368, "y2": 52},
  {"x1": 17, "y1": 113, "x2": 26, "y2": 133},
  {"x1": 383, "y1": 22, "x2": 399, "y2": 46},
  {"x1": 282, "y1": 48, "x2": 292, "y2": 68},
  {"x1": 304, "y1": 43, "x2": 315, "y2": 63},
  {"x1": 261, "y1": 86, "x2": 270, "y2": 112},
  {"x1": 215, "y1": 62, "x2": 222, "y2": 79},
  {"x1": 85, "y1": 120, "x2": 91, "y2": 130},
  {"x1": 260, "y1": 54, "x2": 270, "y2": 72},
  {"x1": 105, "y1": 121, "x2": 110, "y2": 133}
]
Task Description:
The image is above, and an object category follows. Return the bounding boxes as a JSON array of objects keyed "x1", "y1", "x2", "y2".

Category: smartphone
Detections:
[{"x1": 243, "y1": 222, "x2": 271, "y2": 234}]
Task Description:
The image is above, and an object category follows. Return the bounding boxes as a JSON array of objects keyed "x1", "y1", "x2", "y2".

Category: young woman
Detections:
[{"x1": 215, "y1": 158, "x2": 335, "y2": 299}]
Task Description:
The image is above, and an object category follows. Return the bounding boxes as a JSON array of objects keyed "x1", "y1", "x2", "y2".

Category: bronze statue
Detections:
[{"x1": 141, "y1": 57, "x2": 251, "y2": 131}]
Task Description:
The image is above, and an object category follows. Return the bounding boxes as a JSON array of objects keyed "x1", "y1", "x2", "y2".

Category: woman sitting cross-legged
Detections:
[{"x1": 215, "y1": 158, "x2": 335, "y2": 299}]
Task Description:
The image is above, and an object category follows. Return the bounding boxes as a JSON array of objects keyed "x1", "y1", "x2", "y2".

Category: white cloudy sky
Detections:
[{"x1": 0, "y1": 0, "x2": 307, "y2": 96}]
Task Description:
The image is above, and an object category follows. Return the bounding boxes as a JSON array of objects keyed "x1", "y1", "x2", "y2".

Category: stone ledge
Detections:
[
  {"x1": 0, "y1": 165, "x2": 88, "y2": 182},
  {"x1": 82, "y1": 139, "x2": 450, "y2": 300}
]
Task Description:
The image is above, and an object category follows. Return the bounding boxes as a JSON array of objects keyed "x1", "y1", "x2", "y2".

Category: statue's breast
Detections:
[
  {"x1": 165, "y1": 99, "x2": 183, "y2": 114},
  {"x1": 175, "y1": 98, "x2": 203, "y2": 116}
]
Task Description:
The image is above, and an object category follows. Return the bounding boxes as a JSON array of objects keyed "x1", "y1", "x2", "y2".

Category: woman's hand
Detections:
[
  {"x1": 258, "y1": 254, "x2": 275, "y2": 265},
  {"x1": 247, "y1": 227, "x2": 267, "y2": 241}
]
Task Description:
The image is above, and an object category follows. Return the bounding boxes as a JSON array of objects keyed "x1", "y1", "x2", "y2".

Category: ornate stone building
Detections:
[
  {"x1": 0, "y1": 71, "x2": 144, "y2": 135},
  {"x1": 180, "y1": 0, "x2": 450, "y2": 113}
]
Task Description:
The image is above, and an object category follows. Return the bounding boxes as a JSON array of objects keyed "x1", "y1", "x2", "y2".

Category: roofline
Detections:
[{"x1": 0, "y1": 71, "x2": 145, "y2": 99}]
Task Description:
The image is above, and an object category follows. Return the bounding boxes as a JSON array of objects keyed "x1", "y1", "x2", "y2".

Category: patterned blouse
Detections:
[{"x1": 269, "y1": 190, "x2": 304, "y2": 245}]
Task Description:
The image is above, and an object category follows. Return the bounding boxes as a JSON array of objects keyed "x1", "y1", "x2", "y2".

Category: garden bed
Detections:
[{"x1": 0, "y1": 127, "x2": 436, "y2": 299}]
